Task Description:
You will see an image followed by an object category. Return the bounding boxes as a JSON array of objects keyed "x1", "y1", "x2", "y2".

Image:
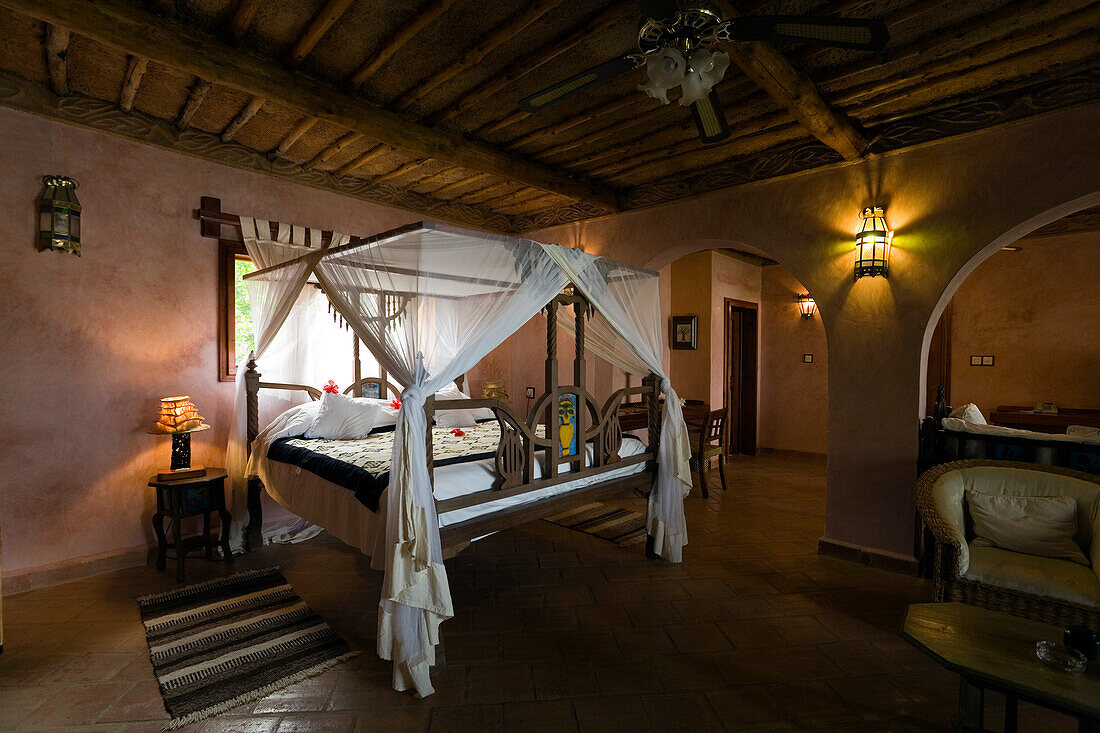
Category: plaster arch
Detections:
[
  {"x1": 530, "y1": 102, "x2": 1100, "y2": 565},
  {"x1": 918, "y1": 192, "x2": 1100, "y2": 407}
]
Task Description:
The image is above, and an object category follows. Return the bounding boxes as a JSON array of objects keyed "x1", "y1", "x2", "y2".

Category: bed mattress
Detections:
[{"x1": 255, "y1": 423, "x2": 648, "y2": 557}]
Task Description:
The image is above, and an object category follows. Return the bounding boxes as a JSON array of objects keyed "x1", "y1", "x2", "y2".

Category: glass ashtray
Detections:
[{"x1": 1036, "y1": 640, "x2": 1088, "y2": 672}]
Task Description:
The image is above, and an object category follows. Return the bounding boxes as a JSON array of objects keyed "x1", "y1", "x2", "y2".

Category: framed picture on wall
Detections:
[{"x1": 671, "y1": 315, "x2": 698, "y2": 350}]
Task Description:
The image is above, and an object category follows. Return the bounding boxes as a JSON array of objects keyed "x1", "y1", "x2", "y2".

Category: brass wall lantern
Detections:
[{"x1": 37, "y1": 176, "x2": 81, "y2": 256}]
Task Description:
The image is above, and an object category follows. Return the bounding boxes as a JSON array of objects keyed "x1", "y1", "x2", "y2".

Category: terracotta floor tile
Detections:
[
  {"x1": 1, "y1": 455, "x2": 1078, "y2": 732},
  {"x1": 502, "y1": 699, "x2": 577, "y2": 732}
]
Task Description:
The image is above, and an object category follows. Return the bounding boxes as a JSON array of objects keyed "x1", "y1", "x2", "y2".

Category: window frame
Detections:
[{"x1": 217, "y1": 239, "x2": 253, "y2": 382}]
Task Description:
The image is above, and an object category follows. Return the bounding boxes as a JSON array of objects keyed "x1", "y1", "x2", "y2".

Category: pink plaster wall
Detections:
[
  {"x1": 0, "y1": 106, "x2": 423, "y2": 578},
  {"x1": 669, "y1": 253, "x2": 712, "y2": 403},
  {"x1": 758, "y1": 266, "x2": 829, "y2": 455},
  {"x1": 947, "y1": 231, "x2": 1100, "y2": 414},
  {"x1": 528, "y1": 102, "x2": 1100, "y2": 561},
  {"x1": 708, "y1": 252, "x2": 763, "y2": 409}
]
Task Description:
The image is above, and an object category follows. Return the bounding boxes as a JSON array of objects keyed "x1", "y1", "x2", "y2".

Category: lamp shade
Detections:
[
  {"x1": 148, "y1": 396, "x2": 210, "y2": 435},
  {"x1": 796, "y1": 294, "x2": 816, "y2": 319},
  {"x1": 855, "y1": 206, "x2": 890, "y2": 279}
]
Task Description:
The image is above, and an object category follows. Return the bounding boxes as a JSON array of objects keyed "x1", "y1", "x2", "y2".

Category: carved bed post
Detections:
[
  {"x1": 574, "y1": 298, "x2": 590, "y2": 466},
  {"x1": 641, "y1": 372, "x2": 662, "y2": 560},
  {"x1": 545, "y1": 299, "x2": 560, "y2": 479},
  {"x1": 425, "y1": 394, "x2": 436, "y2": 485},
  {"x1": 352, "y1": 335, "x2": 362, "y2": 397},
  {"x1": 243, "y1": 356, "x2": 263, "y2": 552}
]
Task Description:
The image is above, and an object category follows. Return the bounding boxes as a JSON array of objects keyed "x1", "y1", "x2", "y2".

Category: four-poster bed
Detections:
[{"x1": 195, "y1": 200, "x2": 691, "y2": 697}]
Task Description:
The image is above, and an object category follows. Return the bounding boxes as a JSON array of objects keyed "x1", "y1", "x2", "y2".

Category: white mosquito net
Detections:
[{"x1": 237, "y1": 221, "x2": 690, "y2": 697}]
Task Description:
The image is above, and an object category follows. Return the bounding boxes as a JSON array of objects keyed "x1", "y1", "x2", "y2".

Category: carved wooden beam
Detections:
[
  {"x1": 500, "y1": 95, "x2": 637, "y2": 146},
  {"x1": 221, "y1": 94, "x2": 266, "y2": 141},
  {"x1": 270, "y1": 115, "x2": 317, "y2": 159},
  {"x1": 285, "y1": 0, "x2": 353, "y2": 67},
  {"x1": 347, "y1": 0, "x2": 459, "y2": 90},
  {"x1": 176, "y1": 77, "x2": 211, "y2": 128},
  {"x1": 336, "y1": 143, "x2": 389, "y2": 176},
  {"x1": 44, "y1": 25, "x2": 70, "y2": 95},
  {"x1": 118, "y1": 55, "x2": 148, "y2": 112},
  {"x1": 145, "y1": 0, "x2": 172, "y2": 13},
  {"x1": 3, "y1": 0, "x2": 620, "y2": 209},
  {"x1": 227, "y1": 0, "x2": 265, "y2": 44},
  {"x1": 390, "y1": 0, "x2": 566, "y2": 112},
  {"x1": 304, "y1": 131, "x2": 363, "y2": 170}
]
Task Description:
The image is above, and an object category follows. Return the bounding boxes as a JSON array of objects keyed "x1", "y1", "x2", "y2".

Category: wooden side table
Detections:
[{"x1": 148, "y1": 468, "x2": 232, "y2": 583}]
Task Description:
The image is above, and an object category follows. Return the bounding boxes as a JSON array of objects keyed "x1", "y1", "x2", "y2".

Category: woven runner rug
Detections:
[
  {"x1": 138, "y1": 567, "x2": 356, "y2": 729},
  {"x1": 544, "y1": 502, "x2": 648, "y2": 547}
]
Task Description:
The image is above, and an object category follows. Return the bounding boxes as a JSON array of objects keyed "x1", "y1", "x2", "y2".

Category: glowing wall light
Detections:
[
  {"x1": 796, "y1": 293, "x2": 816, "y2": 319},
  {"x1": 854, "y1": 206, "x2": 890, "y2": 279}
]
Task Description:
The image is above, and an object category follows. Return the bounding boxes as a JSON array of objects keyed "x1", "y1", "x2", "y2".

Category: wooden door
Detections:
[{"x1": 724, "y1": 299, "x2": 758, "y2": 455}]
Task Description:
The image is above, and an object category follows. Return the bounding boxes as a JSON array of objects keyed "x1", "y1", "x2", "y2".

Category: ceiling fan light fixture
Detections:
[
  {"x1": 679, "y1": 48, "x2": 728, "y2": 107},
  {"x1": 638, "y1": 48, "x2": 686, "y2": 104}
]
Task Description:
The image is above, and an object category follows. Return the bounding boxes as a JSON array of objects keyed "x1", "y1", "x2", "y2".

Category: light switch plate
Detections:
[
  {"x1": 982, "y1": 356, "x2": 994, "y2": 366},
  {"x1": 970, "y1": 355, "x2": 982, "y2": 366},
  {"x1": 803, "y1": 354, "x2": 813, "y2": 363},
  {"x1": 525, "y1": 387, "x2": 535, "y2": 399}
]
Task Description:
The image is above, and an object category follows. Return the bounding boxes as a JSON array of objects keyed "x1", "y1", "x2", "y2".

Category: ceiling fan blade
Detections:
[
  {"x1": 717, "y1": 16, "x2": 889, "y2": 51},
  {"x1": 518, "y1": 55, "x2": 641, "y2": 113},
  {"x1": 637, "y1": 0, "x2": 679, "y2": 22},
  {"x1": 689, "y1": 90, "x2": 730, "y2": 144}
]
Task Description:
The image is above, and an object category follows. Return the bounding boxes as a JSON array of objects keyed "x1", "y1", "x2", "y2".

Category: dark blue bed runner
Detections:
[{"x1": 266, "y1": 433, "x2": 643, "y2": 512}]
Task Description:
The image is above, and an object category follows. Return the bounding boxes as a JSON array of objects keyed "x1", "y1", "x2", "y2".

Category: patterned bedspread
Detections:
[{"x1": 267, "y1": 422, "x2": 501, "y2": 511}]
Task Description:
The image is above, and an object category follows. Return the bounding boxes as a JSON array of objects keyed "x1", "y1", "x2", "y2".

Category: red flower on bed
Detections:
[
  {"x1": 322, "y1": 380, "x2": 339, "y2": 394},
  {"x1": 390, "y1": 398, "x2": 401, "y2": 410},
  {"x1": 450, "y1": 428, "x2": 466, "y2": 437}
]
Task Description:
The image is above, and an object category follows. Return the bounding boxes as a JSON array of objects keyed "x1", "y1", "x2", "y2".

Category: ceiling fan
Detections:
[{"x1": 518, "y1": 1, "x2": 889, "y2": 144}]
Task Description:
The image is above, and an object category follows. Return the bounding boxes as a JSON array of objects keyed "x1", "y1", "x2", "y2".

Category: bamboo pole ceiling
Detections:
[{"x1": 0, "y1": 0, "x2": 1095, "y2": 233}]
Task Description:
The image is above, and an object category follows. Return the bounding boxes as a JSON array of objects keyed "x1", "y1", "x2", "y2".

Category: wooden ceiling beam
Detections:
[
  {"x1": 462, "y1": 181, "x2": 514, "y2": 203},
  {"x1": 304, "y1": 131, "x2": 363, "y2": 170},
  {"x1": 431, "y1": 172, "x2": 492, "y2": 198},
  {"x1": 118, "y1": 55, "x2": 148, "y2": 112},
  {"x1": 391, "y1": 0, "x2": 566, "y2": 112},
  {"x1": 270, "y1": 115, "x2": 317, "y2": 159},
  {"x1": 285, "y1": 0, "x2": 353, "y2": 67},
  {"x1": 428, "y1": 0, "x2": 635, "y2": 125},
  {"x1": 820, "y1": 0, "x2": 1090, "y2": 91},
  {"x1": 3, "y1": 0, "x2": 620, "y2": 210},
  {"x1": 176, "y1": 77, "x2": 211, "y2": 128},
  {"x1": 43, "y1": 25, "x2": 70, "y2": 95},
  {"x1": 372, "y1": 158, "x2": 427, "y2": 184},
  {"x1": 715, "y1": 5, "x2": 867, "y2": 160},
  {"x1": 501, "y1": 94, "x2": 637, "y2": 147},
  {"x1": 852, "y1": 31, "x2": 1100, "y2": 123},
  {"x1": 336, "y1": 144, "x2": 390, "y2": 176},
  {"x1": 221, "y1": 94, "x2": 266, "y2": 141},
  {"x1": 831, "y1": 5, "x2": 1100, "y2": 109},
  {"x1": 227, "y1": 0, "x2": 265, "y2": 44},
  {"x1": 347, "y1": 0, "x2": 459, "y2": 90},
  {"x1": 144, "y1": 0, "x2": 172, "y2": 14}
]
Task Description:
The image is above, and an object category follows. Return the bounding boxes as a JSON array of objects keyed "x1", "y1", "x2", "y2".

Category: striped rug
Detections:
[
  {"x1": 544, "y1": 502, "x2": 648, "y2": 547},
  {"x1": 138, "y1": 567, "x2": 355, "y2": 729}
]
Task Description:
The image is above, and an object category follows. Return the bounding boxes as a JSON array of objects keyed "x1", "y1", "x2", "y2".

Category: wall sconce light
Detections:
[
  {"x1": 854, "y1": 205, "x2": 890, "y2": 279},
  {"x1": 796, "y1": 294, "x2": 816, "y2": 319},
  {"x1": 37, "y1": 176, "x2": 82, "y2": 256}
]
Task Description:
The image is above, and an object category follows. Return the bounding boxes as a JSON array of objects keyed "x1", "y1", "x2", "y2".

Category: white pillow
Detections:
[
  {"x1": 436, "y1": 409, "x2": 479, "y2": 428},
  {"x1": 965, "y1": 491, "x2": 1089, "y2": 566},
  {"x1": 365, "y1": 398, "x2": 400, "y2": 430},
  {"x1": 1067, "y1": 425, "x2": 1100, "y2": 439},
  {"x1": 304, "y1": 392, "x2": 381, "y2": 440},
  {"x1": 435, "y1": 383, "x2": 494, "y2": 421},
  {"x1": 949, "y1": 403, "x2": 987, "y2": 425}
]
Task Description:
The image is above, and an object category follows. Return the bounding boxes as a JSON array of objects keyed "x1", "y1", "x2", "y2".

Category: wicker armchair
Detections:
[{"x1": 916, "y1": 460, "x2": 1100, "y2": 627}]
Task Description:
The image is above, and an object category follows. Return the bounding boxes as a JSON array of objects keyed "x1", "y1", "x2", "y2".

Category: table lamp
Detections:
[{"x1": 148, "y1": 396, "x2": 210, "y2": 481}]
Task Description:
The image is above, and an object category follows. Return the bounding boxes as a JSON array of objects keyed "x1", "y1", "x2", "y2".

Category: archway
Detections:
[{"x1": 919, "y1": 194, "x2": 1100, "y2": 420}]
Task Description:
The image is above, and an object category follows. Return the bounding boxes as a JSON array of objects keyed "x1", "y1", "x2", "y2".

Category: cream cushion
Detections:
[
  {"x1": 966, "y1": 491, "x2": 1089, "y2": 565},
  {"x1": 929, "y1": 465, "x2": 1100, "y2": 585},
  {"x1": 950, "y1": 403, "x2": 987, "y2": 425},
  {"x1": 963, "y1": 545, "x2": 1100, "y2": 609}
]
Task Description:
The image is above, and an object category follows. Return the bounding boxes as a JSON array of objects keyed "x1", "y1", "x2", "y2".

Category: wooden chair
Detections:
[{"x1": 685, "y1": 407, "x2": 727, "y2": 498}]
